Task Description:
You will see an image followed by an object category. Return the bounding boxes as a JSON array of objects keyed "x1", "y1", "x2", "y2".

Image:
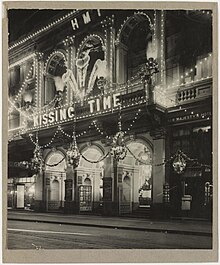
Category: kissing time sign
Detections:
[{"x1": 33, "y1": 92, "x2": 121, "y2": 127}]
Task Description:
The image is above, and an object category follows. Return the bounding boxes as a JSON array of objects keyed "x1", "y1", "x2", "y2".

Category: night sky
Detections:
[{"x1": 8, "y1": 9, "x2": 66, "y2": 43}]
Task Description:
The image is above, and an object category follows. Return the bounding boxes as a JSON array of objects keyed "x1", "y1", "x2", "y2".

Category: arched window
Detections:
[
  {"x1": 44, "y1": 52, "x2": 67, "y2": 106},
  {"x1": 116, "y1": 13, "x2": 153, "y2": 85},
  {"x1": 45, "y1": 151, "x2": 66, "y2": 172},
  {"x1": 79, "y1": 145, "x2": 104, "y2": 169}
]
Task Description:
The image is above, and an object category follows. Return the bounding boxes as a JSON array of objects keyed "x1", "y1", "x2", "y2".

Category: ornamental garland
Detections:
[
  {"x1": 81, "y1": 152, "x2": 109, "y2": 164},
  {"x1": 45, "y1": 155, "x2": 66, "y2": 167},
  {"x1": 126, "y1": 145, "x2": 151, "y2": 165},
  {"x1": 9, "y1": 149, "x2": 211, "y2": 172}
]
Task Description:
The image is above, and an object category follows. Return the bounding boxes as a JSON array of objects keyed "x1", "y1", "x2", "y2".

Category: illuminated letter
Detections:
[
  {"x1": 48, "y1": 111, "x2": 55, "y2": 124},
  {"x1": 97, "y1": 9, "x2": 101, "y2": 16},
  {"x1": 113, "y1": 93, "x2": 120, "y2": 108},
  {"x1": 67, "y1": 107, "x2": 74, "y2": 118},
  {"x1": 88, "y1": 99, "x2": 95, "y2": 113},
  {"x1": 42, "y1": 114, "x2": 48, "y2": 125},
  {"x1": 82, "y1": 11, "x2": 91, "y2": 24},
  {"x1": 55, "y1": 109, "x2": 59, "y2": 122},
  {"x1": 71, "y1": 18, "x2": 79, "y2": 30},
  {"x1": 96, "y1": 98, "x2": 101, "y2": 112},
  {"x1": 33, "y1": 115, "x2": 39, "y2": 126},
  {"x1": 103, "y1": 95, "x2": 111, "y2": 110},
  {"x1": 60, "y1": 109, "x2": 67, "y2": 121}
]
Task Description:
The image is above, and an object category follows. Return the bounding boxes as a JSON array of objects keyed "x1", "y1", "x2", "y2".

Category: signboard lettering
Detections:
[{"x1": 71, "y1": 10, "x2": 102, "y2": 31}]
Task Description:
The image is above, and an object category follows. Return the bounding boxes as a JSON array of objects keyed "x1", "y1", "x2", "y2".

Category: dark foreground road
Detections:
[{"x1": 7, "y1": 220, "x2": 212, "y2": 249}]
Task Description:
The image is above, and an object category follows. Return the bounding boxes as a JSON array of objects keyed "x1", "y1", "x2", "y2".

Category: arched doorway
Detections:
[
  {"x1": 45, "y1": 150, "x2": 66, "y2": 211},
  {"x1": 120, "y1": 140, "x2": 153, "y2": 211},
  {"x1": 77, "y1": 145, "x2": 104, "y2": 212}
]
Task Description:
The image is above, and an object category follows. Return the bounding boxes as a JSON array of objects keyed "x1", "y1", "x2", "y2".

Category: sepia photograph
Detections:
[{"x1": 2, "y1": 1, "x2": 217, "y2": 263}]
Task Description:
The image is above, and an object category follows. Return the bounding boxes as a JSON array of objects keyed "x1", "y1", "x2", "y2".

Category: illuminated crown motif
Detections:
[
  {"x1": 172, "y1": 151, "x2": 187, "y2": 174},
  {"x1": 66, "y1": 133, "x2": 81, "y2": 169},
  {"x1": 111, "y1": 131, "x2": 127, "y2": 161},
  {"x1": 31, "y1": 145, "x2": 44, "y2": 172}
]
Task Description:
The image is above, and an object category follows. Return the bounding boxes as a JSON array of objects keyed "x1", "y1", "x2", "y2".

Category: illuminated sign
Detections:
[
  {"x1": 88, "y1": 93, "x2": 120, "y2": 113},
  {"x1": 33, "y1": 107, "x2": 75, "y2": 127},
  {"x1": 33, "y1": 92, "x2": 121, "y2": 127},
  {"x1": 70, "y1": 10, "x2": 102, "y2": 31}
]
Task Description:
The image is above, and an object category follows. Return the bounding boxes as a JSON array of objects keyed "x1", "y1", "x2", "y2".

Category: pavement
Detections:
[{"x1": 8, "y1": 209, "x2": 212, "y2": 237}]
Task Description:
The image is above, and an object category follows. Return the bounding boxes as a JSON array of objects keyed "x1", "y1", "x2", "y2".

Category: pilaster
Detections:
[
  {"x1": 150, "y1": 127, "x2": 166, "y2": 204},
  {"x1": 63, "y1": 36, "x2": 75, "y2": 104}
]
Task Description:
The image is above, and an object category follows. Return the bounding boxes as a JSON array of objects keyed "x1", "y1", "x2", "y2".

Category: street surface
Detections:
[{"x1": 8, "y1": 220, "x2": 212, "y2": 249}]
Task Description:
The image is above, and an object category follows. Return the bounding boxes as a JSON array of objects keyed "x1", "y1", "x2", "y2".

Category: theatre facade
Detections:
[{"x1": 8, "y1": 9, "x2": 213, "y2": 219}]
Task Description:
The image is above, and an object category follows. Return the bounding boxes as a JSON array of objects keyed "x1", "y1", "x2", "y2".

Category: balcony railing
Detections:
[{"x1": 177, "y1": 77, "x2": 212, "y2": 104}]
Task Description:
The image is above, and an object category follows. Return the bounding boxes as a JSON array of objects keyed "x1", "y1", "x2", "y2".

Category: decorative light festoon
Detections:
[
  {"x1": 66, "y1": 131, "x2": 81, "y2": 169},
  {"x1": 66, "y1": 109, "x2": 81, "y2": 169},
  {"x1": 111, "y1": 104, "x2": 127, "y2": 161},
  {"x1": 30, "y1": 144, "x2": 44, "y2": 172}
]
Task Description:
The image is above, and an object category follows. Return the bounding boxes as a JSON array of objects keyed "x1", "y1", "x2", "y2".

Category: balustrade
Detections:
[{"x1": 177, "y1": 78, "x2": 212, "y2": 103}]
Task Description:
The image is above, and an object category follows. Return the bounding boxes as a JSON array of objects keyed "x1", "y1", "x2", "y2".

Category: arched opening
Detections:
[
  {"x1": 44, "y1": 52, "x2": 67, "y2": 106},
  {"x1": 77, "y1": 145, "x2": 104, "y2": 212},
  {"x1": 116, "y1": 13, "x2": 153, "y2": 86},
  {"x1": 121, "y1": 140, "x2": 153, "y2": 208},
  {"x1": 45, "y1": 151, "x2": 66, "y2": 210},
  {"x1": 76, "y1": 35, "x2": 107, "y2": 97}
]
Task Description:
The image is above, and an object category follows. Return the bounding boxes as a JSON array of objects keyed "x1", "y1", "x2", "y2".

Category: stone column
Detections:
[
  {"x1": 64, "y1": 165, "x2": 76, "y2": 214},
  {"x1": 150, "y1": 127, "x2": 166, "y2": 218},
  {"x1": 102, "y1": 152, "x2": 114, "y2": 216},
  {"x1": 34, "y1": 170, "x2": 44, "y2": 211}
]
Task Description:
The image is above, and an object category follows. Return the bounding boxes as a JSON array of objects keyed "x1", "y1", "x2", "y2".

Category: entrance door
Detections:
[
  {"x1": 16, "y1": 185, "x2": 25, "y2": 208},
  {"x1": 138, "y1": 164, "x2": 152, "y2": 207},
  {"x1": 79, "y1": 185, "x2": 92, "y2": 212},
  {"x1": 119, "y1": 174, "x2": 132, "y2": 215}
]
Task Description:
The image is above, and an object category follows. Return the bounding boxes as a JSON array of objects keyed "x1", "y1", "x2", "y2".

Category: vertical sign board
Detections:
[{"x1": 16, "y1": 185, "x2": 25, "y2": 208}]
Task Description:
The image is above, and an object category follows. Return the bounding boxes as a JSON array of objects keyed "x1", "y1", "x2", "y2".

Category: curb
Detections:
[{"x1": 8, "y1": 217, "x2": 212, "y2": 237}]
